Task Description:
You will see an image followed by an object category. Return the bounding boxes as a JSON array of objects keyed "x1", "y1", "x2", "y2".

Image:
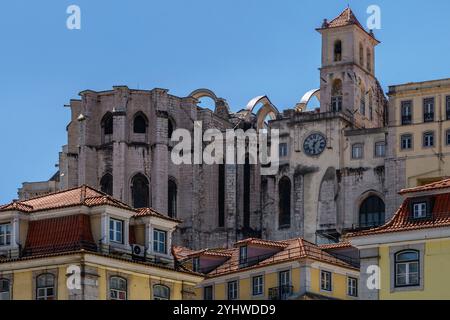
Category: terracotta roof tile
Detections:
[
  {"x1": 206, "y1": 238, "x2": 356, "y2": 277},
  {"x1": 348, "y1": 193, "x2": 450, "y2": 237},
  {"x1": 134, "y1": 207, "x2": 181, "y2": 223},
  {"x1": 23, "y1": 214, "x2": 96, "y2": 256},
  {"x1": 319, "y1": 242, "x2": 353, "y2": 250},
  {"x1": 399, "y1": 178, "x2": 450, "y2": 195},
  {"x1": 234, "y1": 238, "x2": 289, "y2": 248}
]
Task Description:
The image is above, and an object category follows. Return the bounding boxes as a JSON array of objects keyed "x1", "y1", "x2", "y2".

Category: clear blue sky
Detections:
[{"x1": 0, "y1": 0, "x2": 449, "y2": 204}]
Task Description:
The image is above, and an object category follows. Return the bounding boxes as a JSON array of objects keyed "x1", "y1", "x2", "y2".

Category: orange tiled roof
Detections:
[
  {"x1": 206, "y1": 238, "x2": 356, "y2": 277},
  {"x1": 0, "y1": 185, "x2": 132, "y2": 213},
  {"x1": 319, "y1": 242, "x2": 353, "y2": 250},
  {"x1": 399, "y1": 178, "x2": 450, "y2": 195},
  {"x1": 234, "y1": 238, "x2": 289, "y2": 249},
  {"x1": 318, "y1": 7, "x2": 377, "y2": 41},
  {"x1": 23, "y1": 214, "x2": 96, "y2": 256},
  {"x1": 0, "y1": 185, "x2": 178, "y2": 223},
  {"x1": 186, "y1": 248, "x2": 234, "y2": 259},
  {"x1": 348, "y1": 193, "x2": 450, "y2": 237}
]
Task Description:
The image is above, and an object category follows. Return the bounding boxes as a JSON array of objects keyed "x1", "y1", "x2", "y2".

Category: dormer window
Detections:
[
  {"x1": 413, "y1": 202, "x2": 427, "y2": 219},
  {"x1": 109, "y1": 218, "x2": 124, "y2": 244},
  {"x1": 153, "y1": 229, "x2": 167, "y2": 254},
  {"x1": 192, "y1": 256, "x2": 200, "y2": 273},
  {"x1": 0, "y1": 223, "x2": 11, "y2": 246},
  {"x1": 239, "y1": 246, "x2": 248, "y2": 266}
]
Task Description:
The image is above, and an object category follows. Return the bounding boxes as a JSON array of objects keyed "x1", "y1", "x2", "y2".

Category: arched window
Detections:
[
  {"x1": 131, "y1": 174, "x2": 150, "y2": 208},
  {"x1": 243, "y1": 157, "x2": 251, "y2": 228},
  {"x1": 359, "y1": 195, "x2": 385, "y2": 228},
  {"x1": 110, "y1": 276, "x2": 127, "y2": 300},
  {"x1": 36, "y1": 273, "x2": 55, "y2": 300},
  {"x1": 359, "y1": 43, "x2": 364, "y2": 67},
  {"x1": 101, "y1": 112, "x2": 114, "y2": 143},
  {"x1": 168, "y1": 179, "x2": 177, "y2": 218},
  {"x1": 360, "y1": 85, "x2": 366, "y2": 116},
  {"x1": 168, "y1": 119, "x2": 174, "y2": 139},
  {"x1": 218, "y1": 164, "x2": 225, "y2": 227},
  {"x1": 395, "y1": 250, "x2": 419, "y2": 287},
  {"x1": 100, "y1": 173, "x2": 113, "y2": 196},
  {"x1": 279, "y1": 177, "x2": 291, "y2": 229},
  {"x1": 133, "y1": 113, "x2": 148, "y2": 134},
  {"x1": 368, "y1": 91, "x2": 373, "y2": 121},
  {"x1": 0, "y1": 279, "x2": 10, "y2": 300},
  {"x1": 367, "y1": 48, "x2": 372, "y2": 72},
  {"x1": 153, "y1": 284, "x2": 170, "y2": 300},
  {"x1": 334, "y1": 40, "x2": 342, "y2": 62},
  {"x1": 331, "y1": 79, "x2": 343, "y2": 112}
]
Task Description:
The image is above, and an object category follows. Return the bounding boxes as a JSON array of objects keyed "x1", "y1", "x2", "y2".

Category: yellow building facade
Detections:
[
  {"x1": 349, "y1": 178, "x2": 450, "y2": 300},
  {"x1": 388, "y1": 78, "x2": 450, "y2": 188},
  {"x1": 0, "y1": 186, "x2": 203, "y2": 300},
  {"x1": 177, "y1": 238, "x2": 359, "y2": 300}
]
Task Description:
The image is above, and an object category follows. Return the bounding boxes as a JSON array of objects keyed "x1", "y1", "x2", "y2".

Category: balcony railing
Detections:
[
  {"x1": 424, "y1": 113, "x2": 434, "y2": 122},
  {"x1": 268, "y1": 285, "x2": 293, "y2": 300},
  {"x1": 401, "y1": 115, "x2": 412, "y2": 125}
]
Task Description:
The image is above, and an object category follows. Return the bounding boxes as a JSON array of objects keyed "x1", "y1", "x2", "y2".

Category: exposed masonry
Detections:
[{"x1": 18, "y1": 8, "x2": 404, "y2": 249}]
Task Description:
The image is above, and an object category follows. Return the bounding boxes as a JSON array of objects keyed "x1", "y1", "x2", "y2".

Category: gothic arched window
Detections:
[
  {"x1": 168, "y1": 179, "x2": 177, "y2": 218},
  {"x1": 168, "y1": 118, "x2": 175, "y2": 140},
  {"x1": 101, "y1": 112, "x2": 113, "y2": 143},
  {"x1": 131, "y1": 174, "x2": 150, "y2": 208},
  {"x1": 360, "y1": 85, "x2": 366, "y2": 116},
  {"x1": 331, "y1": 79, "x2": 343, "y2": 112},
  {"x1": 243, "y1": 157, "x2": 251, "y2": 228},
  {"x1": 359, "y1": 195, "x2": 385, "y2": 228},
  {"x1": 334, "y1": 40, "x2": 342, "y2": 62},
  {"x1": 100, "y1": 173, "x2": 113, "y2": 196},
  {"x1": 218, "y1": 164, "x2": 225, "y2": 227},
  {"x1": 279, "y1": 177, "x2": 291, "y2": 229},
  {"x1": 133, "y1": 113, "x2": 148, "y2": 134},
  {"x1": 367, "y1": 48, "x2": 372, "y2": 72}
]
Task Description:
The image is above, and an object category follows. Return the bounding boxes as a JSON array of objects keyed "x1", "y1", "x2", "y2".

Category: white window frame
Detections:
[
  {"x1": 395, "y1": 251, "x2": 420, "y2": 287},
  {"x1": 109, "y1": 218, "x2": 123, "y2": 244},
  {"x1": 347, "y1": 277, "x2": 358, "y2": 297},
  {"x1": 227, "y1": 281, "x2": 238, "y2": 300},
  {"x1": 0, "y1": 223, "x2": 11, "y2": 247},
  {"x1": 374, "y1": 142, "x2": 386, "y2": 158},
  {"x1": 351, "y1": 144, "x2": 363, "y2": 159},
  {"x1": 252, "y1": 275, "x2": 264, "y2": 296},
  {"x1": 279, "y1": 143, "x2": 288, "y2": 157},
  {"x1": 192, "y1": 257, "x2": 200, "y2": 273},
  {"x1": 110, "y1": 276, "x2": 127, "y2": 300},
  {"x1": 239, "y1": 246, "x2": 248, "y2": 265},
  {"x1": 320, "y1": 270, "x2": 332, "y2": 292},
  {"x1": 153, "y1": 284, "x2": 170, "y2": 300},
  {"x1": 153, "y1": 229, "x2": 167, "y2": 254},
  {"x1": 423, "y1": 132, "x2": 434, "y2": 148},
  {"x1": 413, "y1": 202, "x2": 427, "y2": 219},
  {"x1": 36, "y1": 274, "x2": 55, "y2": 300},
  {"x1": 401, "y1": 134, "x2": 413, "y2": 150}
]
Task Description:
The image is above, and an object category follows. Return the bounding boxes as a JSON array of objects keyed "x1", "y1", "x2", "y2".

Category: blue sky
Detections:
[{"x1": 0, "y1": 0, "x2": 449, "y2": 204}]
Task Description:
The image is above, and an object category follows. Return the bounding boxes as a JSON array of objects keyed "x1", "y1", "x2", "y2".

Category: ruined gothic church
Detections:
[{"x1": 19, "y1": 8, "x2": 402, "y2": 249}]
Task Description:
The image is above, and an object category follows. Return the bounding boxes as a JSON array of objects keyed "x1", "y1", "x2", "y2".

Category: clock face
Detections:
[{"x1": 303, "y1": 133, "x2": 326, "y2": 156}]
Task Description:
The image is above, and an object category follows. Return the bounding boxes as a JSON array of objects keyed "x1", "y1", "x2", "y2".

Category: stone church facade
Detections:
[{"x1": 18, "y1": 8, "x2": 404, "y2": 249}]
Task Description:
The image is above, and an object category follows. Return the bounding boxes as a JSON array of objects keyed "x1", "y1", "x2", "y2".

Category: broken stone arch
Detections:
[
  {"x1": 188, "y1": 88, "x2": 230, "y2": 116},
  {"x1": 244, "y1": 95, "x2": 280, "y2": 130},
  {"x1": 296, "y1": 88, "x2": 320, "y2": 112}
]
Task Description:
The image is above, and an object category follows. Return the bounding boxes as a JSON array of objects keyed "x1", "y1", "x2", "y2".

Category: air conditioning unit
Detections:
[{"x1": 131, "y1": 244, "x2": 146, "y2": 258}]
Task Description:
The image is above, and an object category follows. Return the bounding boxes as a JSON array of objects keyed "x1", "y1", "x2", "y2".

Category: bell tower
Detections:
[{"x1": 317, "y1": 7, "x2": 384, "y2": 128}]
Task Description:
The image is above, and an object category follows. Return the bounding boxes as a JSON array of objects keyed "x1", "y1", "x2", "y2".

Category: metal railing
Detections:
[
  {"x1": 268, "y1": 285, "x2": 293, "y2": 300},
  {"x1": 401, "y1": 115, "x2": 412, "y2": 125}
]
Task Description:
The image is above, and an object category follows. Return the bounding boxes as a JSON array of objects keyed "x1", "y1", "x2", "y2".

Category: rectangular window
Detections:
[
  {"x1": 401, "y1": 134, "x2": 413, "y2": 150},
  {"x1": 279, "y1": 143, "x2": 288, "y2": 157},
  {"x1": 395, "y1": 251, "x2": 420, "y2": 287},
  {"x1": 153, "y1": 229, "x2": 167, "y2": 254},
  {"x1": 447, "y1": 96, "x2": 450, "y2": 120},
  {"x1": 447, "y1": 130, "x2": 450, "y2": 145},
  {"x1": 423, "y1": 98, "x2": 435, "y2": 122},
  {"x1": 204, "y1": 286, "x2": 213, "y2": 300},
  {"x1": 239, "y1": 246, "x2": 248, "y2": 266},
  {"x1": 401, "y1": 101, "x2": 412, "y2": 125},
  {"x1": 352, "y1": 144, "x2": 363, "y2": 159},
  {"x1": 413, "y1": 202, "x2": 427, "y2": 219},
  {"x1": 423, "y1": 132, "x2": 434, "y2": 148},
  {"x1": 109, "y1": 218, "x2": 123, "y2": 244},
  {"x1": 0, "y1": 279, "x2": 10, "y2": 300},
  {"x1": 192, "y1": 257, "x2": 200, "y2": 273},
  {"x1": 279, "y1": 270, "x2": 291, "y2": 287},
  {"x1": 0, "y1": 223, "x2": 11, "y2": 246},
  {"x1": 227, "y1": 281, "x2": 238, "y2": 300},
  {"x1": 374, "y1": 142, "x2": 386, "y2": 157},
  {"x1": 252, "y1": 275, "x2": 264, "y2": 296},
  {"x1": 321, "y1": 270, "x2": 332, "y2": 291},
  {"x1": 347, "y1": 277, "x2": 358, "y2": 297}
]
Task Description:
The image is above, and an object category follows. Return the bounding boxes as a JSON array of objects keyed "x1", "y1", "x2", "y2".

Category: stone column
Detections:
[
  {"x1": 225, "y1": 164, "x2": 237, "y2": 246},
  {"x1": 112, "y1": 107, "x2": 127, "y2": 202}
]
